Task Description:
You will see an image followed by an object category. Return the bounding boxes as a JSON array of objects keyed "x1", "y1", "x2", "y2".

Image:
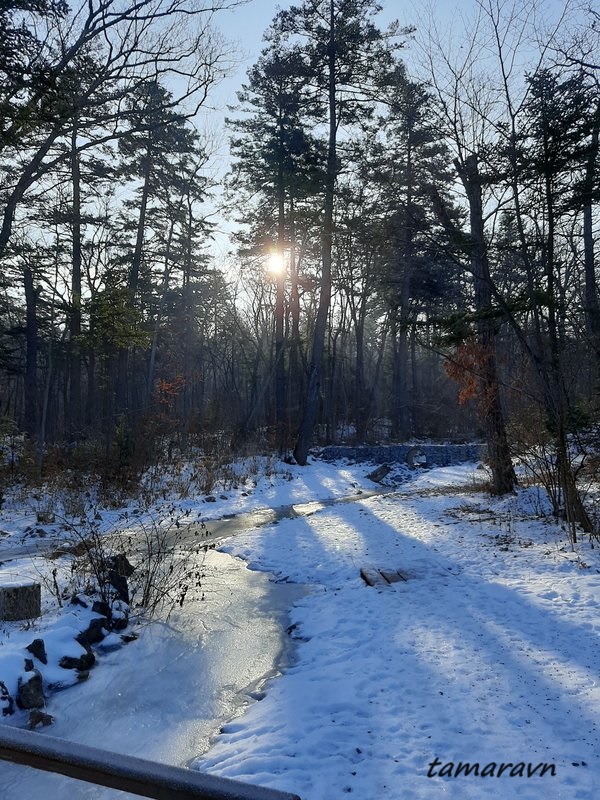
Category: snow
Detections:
[
  {"x1": 0, "y1": 577, "x2": 38, "y2": 587},
  {"x1": 193, "y1": 464, "x2": 600, "y2": 799},
  {"x1": 0, "y1": 549, "x2": 302, "y2": 799},
  {"x1": 1, "y1": 457, "x2": 600, "y2": 799}
]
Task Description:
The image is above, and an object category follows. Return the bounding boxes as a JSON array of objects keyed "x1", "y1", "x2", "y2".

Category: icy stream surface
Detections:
[{"x1": 0, "y1": 548, "x2": 304, "y2": 799}]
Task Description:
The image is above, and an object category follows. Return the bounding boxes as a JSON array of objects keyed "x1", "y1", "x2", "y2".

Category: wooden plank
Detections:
[
  {"x1": 360, "y1": 567, "x2": 408, "y2": 587},
  {"x1": 360, "y1": 567, "x2": 388, "y2": 587},
  {"x1": 0, "y1": 726, "x2": 300, "y2": 800},
  {"x1": 379, "y1": 569, "x2": 407, "y2": 584}
]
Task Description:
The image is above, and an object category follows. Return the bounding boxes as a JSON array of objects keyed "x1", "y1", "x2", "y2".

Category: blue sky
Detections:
[
  {"x1": 204, "y1": 0, "x2": 574, "y2": 258},
  {"x1": 213, "y1": 0, "x2": 572, "y2": 109},
  {"x1": 216, "y1": 0, "x2": 413, "y2": 107},
  {"x1": 205, "y1": 0, "x2": 447, "y2": 258}
]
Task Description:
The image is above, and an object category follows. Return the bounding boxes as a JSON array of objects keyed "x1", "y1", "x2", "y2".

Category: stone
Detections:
[
  {"x1": 46, "y1": 679, "x2": 73, "y2": 693},
  {"x1": 107, "y1": 554, "x2": 135, "y2": 577},
  {"x1": 17, "y1": 667, "x2": 44, "y2": 709},
  {"x1": 59, "y1": 651, "x2": 96, "y2": 671},
  {"x1": 76, "y1": 617, "x2": 107, "y2": 647},
  {"x1": 0, "y1": 581, "x2": 41, "y2": 621},
  {"x1": 36, "y1": 510, "x2": 55, "y2": 524},
  {"x1": 26, "y1": 638, "x2": 48, "y2": 665},
  {"x1": 366, "y1": 464, "x2": 392, "y2": 484},
  {"x1": 108, "y1": 571, "x2": 129, "y2": 603},
  {"x1": 318, "y1": 443, "x2": 488, "y2": 466},
  {"x1": 96, "y1": 634, "x2": 124, "y2": 653},
  {"x1": 0, "y1": 680, "x2": 14, "y2": 716},
  {"x1": 28, "y1": 710, "x2": 53, "y2": 729},
  {"x1": 407, "y1": 446, "x2": 427, "y2": 468},
  {"x1": 110, "y1": 599, "x2": 129, "y2": 631},
  {"x1": 205, "y1": 495, "x2": 216, "y2": 503},
  {"x1": 92, "y1": 599, "x2": 110, "y2": 617}
]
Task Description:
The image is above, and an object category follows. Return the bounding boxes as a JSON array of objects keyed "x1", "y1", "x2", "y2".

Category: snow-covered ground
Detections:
[
  {"x1": 0, "y1": 549, "x2": 303, "y2": 800},
  {"x1": 194, "y1": 464, "x2": 600, "y2": 799},
  {"x1": 1, "y1": 457, "x2": 599, "y2": 799}
]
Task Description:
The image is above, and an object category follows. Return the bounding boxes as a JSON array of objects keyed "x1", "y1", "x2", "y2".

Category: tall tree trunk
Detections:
[
  {"x1": 390, "y1": 311, "x2": 400, "y2": 439},
  {"x1": 145, "y1": 220, "x2": 175, "y2": 410},
  {"x1": 37, "y1": 332, "x2": 55, "y2": 474},
  {"x1": 274, "y1": 141, "x2": 286, "y2": 453},
  {"x1": 23, "y1": 267, "x2": 38, "y2": 440},
  {"x1": 583, "y1": 102, "x2": 600, "y2": 360},
  {"x1": 86, "y1": 349, "x2": 96, "y2": 429},
  {"x1": 356, "y1": 304, "x2": 389, "y2": 443},
  {"x1": 541, "y1": 111, "x2": 592, "y2": 539},
  {"x1": 181, "y1": 199, "x2": 194, "y2": 452},
  {"x1": 397, "y1": 129, "x2": 415, "y2": 441},
  {"x1": 353, "y1": 304, "x2": 367, "y2": 442},
  {"x1": 116, "y1": 139, "x2": 152, "y2": 420},
  {"x1": 294, "y1": 0, "x2": 336, "y2": 465},
  {"x1": 455, "y1": 154, "x2": 516, "y2": 495},
  {"x1": 69, "y1": 119, "x2": 82, "y2": 439},
  {"x1": 410, "y1": 323, "x2": 419, "y2": 435},
  {"x1": 288, "y1": 196, "x2": 302, "y2": 424},
  {"x1": 499, "y1": 111, "x2": 593, "y2": 532},
  {"x1": 396, "y1": 258, "x2": 412, "y2": 440}
]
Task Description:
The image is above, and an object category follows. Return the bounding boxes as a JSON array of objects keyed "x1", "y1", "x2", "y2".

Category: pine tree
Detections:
[
  {"x1": 263, "y1": 0, "x2": 411, "y2": 464},
  {"x1": 227, "y1": 43, "x2": 323, "y2": 449}
]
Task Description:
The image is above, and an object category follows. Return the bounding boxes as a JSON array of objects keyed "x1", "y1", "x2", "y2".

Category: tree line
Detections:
[{"x1": 1, "y1": 0, "x2": 599, "y2": 531}]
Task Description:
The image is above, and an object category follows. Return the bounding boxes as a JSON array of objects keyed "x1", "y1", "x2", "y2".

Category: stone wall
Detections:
[{"x1": 316, "y1": 443, "x2": 487, "y2": 467}]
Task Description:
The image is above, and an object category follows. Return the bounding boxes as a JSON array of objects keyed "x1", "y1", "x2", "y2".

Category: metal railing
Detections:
[{"x1": 0, "y1": 726, "x2": 300, "y2": 800}]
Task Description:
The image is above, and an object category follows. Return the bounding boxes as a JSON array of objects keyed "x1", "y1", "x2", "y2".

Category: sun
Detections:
[{"x1": 266, "y1": 252, "x2": 285, "y2": 275}]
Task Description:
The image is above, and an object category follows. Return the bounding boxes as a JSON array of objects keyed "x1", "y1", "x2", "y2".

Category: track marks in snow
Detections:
[{"x1": 197, "y1": 479, "x2": 600, "y2": 799}]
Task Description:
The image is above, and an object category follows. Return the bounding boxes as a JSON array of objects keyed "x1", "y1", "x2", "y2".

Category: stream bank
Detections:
[{"x1": 0, "y1": 549, "x2": 305, "y2": 800}]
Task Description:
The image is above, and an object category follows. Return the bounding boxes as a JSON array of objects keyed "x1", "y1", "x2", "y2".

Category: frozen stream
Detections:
[{"x1": 0, "y1": 548, "x2": 304, "y2": 799}]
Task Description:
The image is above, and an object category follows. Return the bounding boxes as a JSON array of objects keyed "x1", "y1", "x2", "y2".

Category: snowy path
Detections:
[
  {"x1": 2, "y1": 461, "x2": 599, "y2": 799},
  {"x1": 194, "y1": 468, "x2": 600, "y2": 799}
]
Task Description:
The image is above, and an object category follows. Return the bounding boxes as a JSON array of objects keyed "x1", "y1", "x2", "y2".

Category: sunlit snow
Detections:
[{"x1": 1, "y1": 459, "x2": 599, "y2": 799}]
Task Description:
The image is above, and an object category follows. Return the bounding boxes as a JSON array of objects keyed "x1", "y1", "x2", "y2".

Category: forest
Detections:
[{"x1": 0, "y1": 0, "x2": 599, "y2": 534}]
